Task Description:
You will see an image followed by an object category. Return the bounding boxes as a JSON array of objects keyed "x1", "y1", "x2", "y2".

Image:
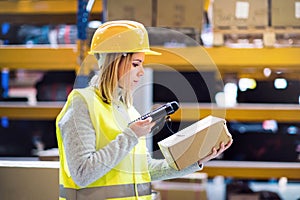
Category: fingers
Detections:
[
  {"x1": 138, "y1": 117, "x2": 155, "y2": 128},
  {"x1": 225, "y1": 139, "x2": 233, "y2": 149},
  {"x1": 211, "y1": 147, "x2": 218, "y2": 157},
  {"x1": 136, "y1": 117, "x2": 153, "y2": 125},
  {"x1": 129, "y1": 117, "x2": 156, "y2": 137},
  {"x1": 142, "y1": 117, "x2": 152, "y2": 123},
  {"x1": 219, "y1": 142, "x2": 225, "y2": 151},
  {"x1": 214, "y1": 140, "x2": 233, "y2": 156},
  {"x1": 198, "y1": 147, "x2": 218, "y2": 164},
  {"x1": 211, "y1": 142, "x2": 226, "y2": 159},
  {"x1": 198, "y1": 140, "x2": 233, "y2": 165}
]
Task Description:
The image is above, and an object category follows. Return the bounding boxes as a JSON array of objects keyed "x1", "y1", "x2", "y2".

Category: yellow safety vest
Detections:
[{"x1": 56, "y1": 87, "x2": 152, "y2": 200}]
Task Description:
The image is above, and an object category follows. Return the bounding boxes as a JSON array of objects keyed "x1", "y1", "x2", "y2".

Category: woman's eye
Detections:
[{"x1": 132, "y1": 63, "x2": 139, "y2": 67}]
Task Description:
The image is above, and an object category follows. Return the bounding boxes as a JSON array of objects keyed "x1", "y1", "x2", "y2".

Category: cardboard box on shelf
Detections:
[
  {"x1": 213, "y1": 0, "x2": 268, "y2": 27},
  {"x1": 38, "y1": 148, "x2": 59, "y2": 161},
  {"x1": 156, "y1": 0, "x2": 203, "y2": 29},
  {"x1": 0, "y1": 161, "x2": 59, "y2": 200},
  {"x1": 158, "y1": 115, "x2": 232, "y2": 171},
  {"x1": 228, "y1": 194, "x2": 260, "y2": 200},
  {"x1": 152, "y1": 179, "x2": 207, "y2": 200},
  {"x1": 165, "y1": 172, "x2": 208, "y2": 185},
  {"x1": 271, "y1": 0, "x2": 300, "y2": 27},
  {"x1": 107, "y1": 0, "x2": 153, "y2": 27}
]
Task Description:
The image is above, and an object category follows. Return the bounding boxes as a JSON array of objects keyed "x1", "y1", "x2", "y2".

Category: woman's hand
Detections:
[
  {"x1": 129, "y1": 117, "x2": 156, "y2": 138},
  {"x1": 198, "y1": 139, "x2": 233, "y2": 165}
]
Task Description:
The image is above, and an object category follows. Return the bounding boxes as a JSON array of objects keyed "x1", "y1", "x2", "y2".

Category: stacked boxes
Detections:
[
  {"x1": 212, "y1": 0, "x2": 269, "y2": 28},
  {"x1": 106, "y1": 1, "x2": 300, "y2": 46},
  {"x1": 271, "y1": 0, "x2": 300, "y2": 27},
  {"x1": 156, "y1": 0, "x2": 203, "y2": 29},
  {"x1": 107, "y1": 0, "x2": 203, "y2": 29},
  {"x1": 212, "y1": 0, "x2": 300, "y2": 46},
  {"x1": 152, "y1": 173, "x2": 208, "y2": 200},
  {"x1": 107, "y1": 0, "x2": 153, "y2": 26},
  {"x1": 107, "y1": 0, "x2": 204, "y2": 43}
]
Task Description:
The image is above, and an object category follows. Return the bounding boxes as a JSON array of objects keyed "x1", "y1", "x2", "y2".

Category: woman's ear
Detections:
[{"x1": 94, "y1": 53, "x2": 100, "y2": 60}]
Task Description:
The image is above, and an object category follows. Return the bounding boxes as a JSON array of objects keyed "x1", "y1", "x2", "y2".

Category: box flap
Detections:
[{"x1": 158, "y1": 115, "x2": 225, "y2": 147}]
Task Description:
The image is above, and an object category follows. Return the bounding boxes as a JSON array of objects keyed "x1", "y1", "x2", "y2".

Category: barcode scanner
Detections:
[{"x1": 128, "y1": 101, "x2": 179, "y2": 125}]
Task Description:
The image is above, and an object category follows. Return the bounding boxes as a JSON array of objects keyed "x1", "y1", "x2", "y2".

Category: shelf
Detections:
[
  {"x1": 1, "y1": 46, "x2": 300, "y2": 73},
  {"x1": 0, "y1": 0, "x2": 102, "y2": 14},
  {"x1": 171, "y1": 103, "x2": 300, "y2": 122},
  {"x1": 0, "y1": 102, "x2": 64, "y2": 120},
  {"x1": 201, "y1": 161, "x2": 300, "y2": 180},
  {"x1": 0, "y1": 0, "x2": 102, "y2": 24},
  {"x1": 0, "y1": 45, "x2": 78, "y2": 71},
  {"x1": 0, "y1": 160, "x2": 299, "y2": 180},
  {"x1": 0, "y1": 46, "x2": 299, "y2": 122},
  {"x1": 1, "y1": 102, "x2": 299, "y2": 122},
  {"x1": 145, "y1": 46, "x2": 300, "y2": 74}
]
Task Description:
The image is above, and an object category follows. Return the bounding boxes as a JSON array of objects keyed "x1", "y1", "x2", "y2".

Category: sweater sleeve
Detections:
[
  {"x1": 58, "y1": 93, "x2": 139, "y2": 187},
  {"x1": 147, "y1": 151, "x2": 203, "y2": 181}
]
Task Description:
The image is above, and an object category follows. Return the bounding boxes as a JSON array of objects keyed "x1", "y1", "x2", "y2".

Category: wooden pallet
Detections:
[
  {"x1": 270, "y1": 26, "x2": 300, "y2": 47},
  {"x1": 213, "y1": 26, "x2": 300, "y2": 47}
]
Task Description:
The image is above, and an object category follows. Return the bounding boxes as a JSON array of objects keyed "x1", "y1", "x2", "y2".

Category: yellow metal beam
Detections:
[
  {"x1": 146, "y1": 46, "x2": 300, "y2": 72},
  {"x1": 206, "y1": 47, "x2": 300, "y2": 71},
  {"x1": 1, "y1": 46, "x2": 300, "y2": 72},
  {"x1": 0, "y1": 0, "x2": 102, "y2": 14},
  {"x1": 0, "y1": 45, "x2": 78, "y2": 71},
  {"x1": 1, "y1": 102, "x2": 299, "y2": 122},
  {"x1": 201, "y1": 161, "x2": 300, "y2": 180},
  {"x1": 1, "y1": 45, "x2": 300, "y2": 80},
  {"x1": 145, "y1": 46, "x2": 217, "y2": 71},
  {"x1": 0, "y1": 102, "x2": 64, "y2": 120},
  {"x1": 170, "y1": 103, "x2": 300, "y2": 122}
]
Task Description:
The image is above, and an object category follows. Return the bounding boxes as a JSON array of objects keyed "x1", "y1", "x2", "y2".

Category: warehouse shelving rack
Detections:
[
  {"x1": 0, "y1": 0, "x2": 300, "y2": 180},
  {"x1": 1, "y1": 45, "x2": 300, "y2": 122}
]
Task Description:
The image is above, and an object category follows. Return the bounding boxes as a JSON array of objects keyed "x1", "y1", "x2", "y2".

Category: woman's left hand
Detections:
[{"x1": 198, "y1": 139, "x2": 233, "y2": 165}]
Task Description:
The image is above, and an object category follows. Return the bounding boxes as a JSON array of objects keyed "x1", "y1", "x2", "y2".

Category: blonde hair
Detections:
[{"x1": 90, "y1": 53, "x2": 133, "y2": 107}]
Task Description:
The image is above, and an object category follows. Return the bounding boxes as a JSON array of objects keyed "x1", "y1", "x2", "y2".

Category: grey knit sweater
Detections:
[{"x1": 57, "y1": 90, "x2": 202, "y2": 187}]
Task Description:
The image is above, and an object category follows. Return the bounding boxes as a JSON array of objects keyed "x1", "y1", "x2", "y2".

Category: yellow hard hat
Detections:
[{"x1": 89, "y1": 20, "x2": 161, "y2": 55}]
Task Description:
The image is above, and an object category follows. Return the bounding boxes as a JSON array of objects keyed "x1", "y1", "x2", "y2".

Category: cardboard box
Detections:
[
  {"x1": 158, "y1": 115, "x2": 232, "y2": 170},
  {"x1": 0, "y1": 160, "x2": 59, "y2": 200},
  {"x1": 228, "y1": 194, "x2": 260, "y2": 200},
  {"x1": 271, "y1": 0, "x2": 300, "y2": 27},
  {"x1": 213, "y1": 0, "x2": 268, "y2": 27},
  {"x1": 165, "y1": 172, "x2": 208, "y2": 184},
  {"x1": 156, "y1": 0, "x2": 203, "y2": 29},
  {"x1": 107, "y1": 0, "x2": 153, "y2": 26},
  {"x1": 152, "y1": 180, "x2": 207, "y2": 200},
  {"x1": 38, "y1": 148, "x2": 59, "y2": 161}
]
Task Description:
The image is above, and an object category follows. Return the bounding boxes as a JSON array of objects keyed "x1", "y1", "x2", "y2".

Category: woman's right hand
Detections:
[{"x1": 129, "y1": 117, "x2": 155, "y2": 138}]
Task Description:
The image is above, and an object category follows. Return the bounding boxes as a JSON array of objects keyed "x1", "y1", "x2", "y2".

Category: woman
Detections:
[{"x1": 56, "y1": 20, "x2": 232, "y2": 200}]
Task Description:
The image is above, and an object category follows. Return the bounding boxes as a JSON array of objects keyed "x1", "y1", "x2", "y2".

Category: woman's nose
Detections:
[{"x1": 138, "y1": 66, "x2": 145, "y2": 77}]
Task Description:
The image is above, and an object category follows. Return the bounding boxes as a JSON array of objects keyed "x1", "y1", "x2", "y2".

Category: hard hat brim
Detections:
[
  {"x1": 144, "y1": 49, "x2": 161, "y2": 56},
  {"x1": 88, "y1": 49, "x2": 161, "y2": 56}
]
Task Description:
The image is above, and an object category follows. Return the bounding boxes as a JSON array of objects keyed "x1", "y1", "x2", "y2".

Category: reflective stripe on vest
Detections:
[{"x1": 59, "y1": 182, "x2": 151, "y2": 200}]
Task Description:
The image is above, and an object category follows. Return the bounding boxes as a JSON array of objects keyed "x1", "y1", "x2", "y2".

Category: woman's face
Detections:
[{"x1": 118, "y1": 52, "x2": 145, "y2": 91}]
